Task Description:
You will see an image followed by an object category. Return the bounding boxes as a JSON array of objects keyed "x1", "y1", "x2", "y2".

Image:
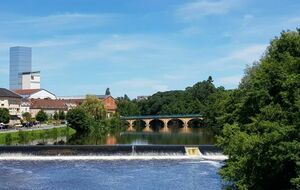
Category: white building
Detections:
[
  {"x1": 21, "y1": 71, "x2": 41, "y2": 89},
  {"x1": 15, "y1": 89, "x2": 57, "y2": 100},
  {"x1": 0, "y1": 88, "x2": 22, "y2": 116}
]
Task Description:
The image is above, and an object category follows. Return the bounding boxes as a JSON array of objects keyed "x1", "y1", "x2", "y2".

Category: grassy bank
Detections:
[{"x1": 0, "y1": 126, "x2": 76, "y2": 145}]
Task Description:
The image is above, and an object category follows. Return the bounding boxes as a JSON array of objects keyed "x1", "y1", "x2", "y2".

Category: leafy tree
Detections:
[
  {"x1": 58, "y1": 110, "x2": 66, "y2": 120},
  {"x1": 218, "y1": 29, "x2": 300, "y2": 189},
  {"x1": 66, "y1": 107, "x2": 91, "y2": 133},
  {"x1": 35, "y1": 110, "x2": 48, "y2": 123},
  {"x1": 105, "y1": 88, "x2": 111, "y2": 96},
  {"x1": 53, "y1": 111, "x2": 59, "y2": 121},
  {"x1": 81, "y1": 95, "x2": 106, "y2": 120},
  {"x1": 116, "y1": 95, "x2": 140, "y2": 116},
  {"x1": 22, "y1": 112, "x2": 32, "y2": 122},
  {"x1": 0, "y1": 108, "x2": 10, "y2": 124}
]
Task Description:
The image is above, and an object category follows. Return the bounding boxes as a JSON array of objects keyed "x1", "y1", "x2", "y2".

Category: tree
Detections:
[
  {"x1": 66, "y1": 107, "x2": 91, "y2": 133},
  {"x1": 0, "y1": 108, "x2": 10, "y2": 124},
  {"x1": 116, "y1": 96, "x2": 140, "y2": 116},
  {"x1": 22, "y1": 112, "x2": 32, "y2": 123},
  {"x1": 58, "y1": 110, "x2": 66, "y2": 120},
  {"x1": 36, "y1": 110, "x2": 48, "y2": 123},
  {"x1": 218, "y1": 29, "x2": 300, "y2": 189},
  {"x1": 53, "y1": 111, "x2": 59, "y2": 121},
  {"x1": 105, "y1": 88, "x2": 111, "y2": 96},
  {"x1": 80, "y1": 95, "x2": 106, "y2": 120}
]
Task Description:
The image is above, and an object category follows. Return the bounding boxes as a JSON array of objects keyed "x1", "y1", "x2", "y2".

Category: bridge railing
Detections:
[{"x1": 120, "y1": 114, "x2": 203, "y2": 120}]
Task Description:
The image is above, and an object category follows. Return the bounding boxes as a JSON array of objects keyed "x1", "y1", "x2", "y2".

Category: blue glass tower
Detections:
[{"x1": 9, "y1": 46, "x2": 32, "y2": 90}]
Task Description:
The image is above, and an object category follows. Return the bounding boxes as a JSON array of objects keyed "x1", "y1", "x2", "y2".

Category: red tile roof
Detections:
[
  {"x1": 30, "y1": 99, "x2": 67, "y2": 110},
  {"x1": 15, "y1": 89, "x2": 41, "y2": 95}
]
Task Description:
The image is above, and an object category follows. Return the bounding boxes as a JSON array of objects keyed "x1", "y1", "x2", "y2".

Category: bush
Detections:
[
  {"x1": 66, "y1": 107, "x2": 91, "y2": 133},
  {"x1": 36, "y1": 110, "x2": 48, "y2": 123},
  {"x1": 5, "y1": 133, "x2": 12, "y2": 145}
]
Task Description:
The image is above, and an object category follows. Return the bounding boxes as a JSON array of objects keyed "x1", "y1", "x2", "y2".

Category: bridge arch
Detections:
[
  {"x1": 188, "y1": 118, "x2": 205, "y2": 128},
  {"x1": 133, "y1": 120, "x2": 146, "y2": 131},
  {"x1": 149, "y1": 119, "x2": 164, "y2": 132},
  {"x1": 167, "y1": 119, "x2": 184, "y2": 131}
]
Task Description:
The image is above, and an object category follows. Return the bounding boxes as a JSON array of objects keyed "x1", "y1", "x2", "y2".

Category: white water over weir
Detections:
[{"x1": 0, "y1": 145, "x2": 228, "y2": 161}]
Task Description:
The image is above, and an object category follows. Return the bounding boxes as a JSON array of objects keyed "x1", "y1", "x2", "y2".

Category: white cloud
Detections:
[
  {"x1": 1, "y1": 13, "x2": 119, "y2": 33},
  {"x1": 229, "y1": 44, "x2": 266, "y2": 63},
  {"x1": 115, "y1": 79, "x2": 168, "y2": 92},
  {"x1": 175, "y1": 0, "x2": 236, "y2": 21}
]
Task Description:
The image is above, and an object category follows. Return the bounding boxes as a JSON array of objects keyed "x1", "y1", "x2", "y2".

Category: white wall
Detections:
[
  {"x1": 30, "y1": 90, "x2": 56, "y2": 99},
  {"x1": 22, "y1": 73, "x2": 40, "y2": 89}
]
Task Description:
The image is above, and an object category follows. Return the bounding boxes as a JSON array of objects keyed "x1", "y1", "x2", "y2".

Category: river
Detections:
[{"x1": 0, "y1": 159, "x2": 223, "y2": 190}]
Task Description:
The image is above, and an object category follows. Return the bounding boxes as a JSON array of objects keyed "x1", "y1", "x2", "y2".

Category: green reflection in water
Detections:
[{"x1": 67, "y1": 127, "x2": 216, "y2": 145}]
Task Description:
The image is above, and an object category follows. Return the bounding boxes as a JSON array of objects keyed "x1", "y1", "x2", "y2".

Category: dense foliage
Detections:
[
  {"x1": 66, "y1": 96, "x2": 123, "y2": 137},
  {"x1": 218, "y1": 30, "x2": 300, "y2": 189},
  {"x1": 58, "y1": 110, "x2": 66, "y2": 120},
  {"x1": 117, "y1": 77, "x2": 230, "y2": 129},
  {"x1": 66, "y1": 107, "x2": 91, "y2": 133},
  {"x1": 0, "y1": 108, "x2": 10, "y2": 124},
  {"x1": 35, "y1": 110, "x2": 48, "y2": 123}
]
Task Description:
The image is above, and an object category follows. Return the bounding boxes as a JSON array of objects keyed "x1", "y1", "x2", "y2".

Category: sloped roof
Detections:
[
  {"x1": 0, "y1": 88, "x2": 22, "y2": 98},
  {"x1": 15, "y1": 89, "x2": 41, "y2": 95},
  {"x1": 30, "y1": 99, "x2": 67, "y2": 109},
  {"x1": 96, "y1": 95, "x2": 110, "y2": 99}
]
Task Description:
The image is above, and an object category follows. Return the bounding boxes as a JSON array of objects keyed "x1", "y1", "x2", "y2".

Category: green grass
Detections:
[{"x1": 0, "y1": 126, "x2": 76, "y2": 145}]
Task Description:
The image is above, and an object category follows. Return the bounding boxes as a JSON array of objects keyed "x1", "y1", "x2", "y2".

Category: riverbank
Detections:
[{"x1": 0, "y1": 126, "x2": 75, "y2": 145}]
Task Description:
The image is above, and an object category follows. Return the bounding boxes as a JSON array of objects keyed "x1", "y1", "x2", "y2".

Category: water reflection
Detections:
[{"x1": 67, "y1": 128, "x2": 216, "y2": 145}]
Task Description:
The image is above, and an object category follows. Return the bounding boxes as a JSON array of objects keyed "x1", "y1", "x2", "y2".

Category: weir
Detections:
[{"x1": 0, "y1": 145, "x2": 227, "y2": 161}]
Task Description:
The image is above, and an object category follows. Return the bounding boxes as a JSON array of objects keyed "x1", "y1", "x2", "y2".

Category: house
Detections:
[
  {"x1": 59, "y1": 95, "x2": 117, "y2": 118},
  {"x1": 0, "y1": 88, "x2": 22, "y2": 125},
  {"x1": 30, "y1": 99, "x2": 69, "y2": 117},
  {"x1": 15, "y1": 89, "x2": 56, "y2": 99}
]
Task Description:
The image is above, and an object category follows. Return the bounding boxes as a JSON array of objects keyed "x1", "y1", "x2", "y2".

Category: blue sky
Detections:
[{"x1": 0, "y1": 0, "x2": 299, "y2": 98}]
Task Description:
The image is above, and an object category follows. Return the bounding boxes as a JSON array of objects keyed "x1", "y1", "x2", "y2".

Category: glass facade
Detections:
[{"x1": 9, "y1": 46, "x2": 32, "y2": 90}]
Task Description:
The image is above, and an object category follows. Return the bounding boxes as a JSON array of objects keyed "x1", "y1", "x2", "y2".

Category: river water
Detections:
[
  {"x1": 0, "y1": 128, "x2": 225, "y2": 189},
  {"x1": 67, "y1": 128, "x2": 216, "y2": 145},
  {"x1": 0, "y1": 159, "x2": 223, "y2": 190}
]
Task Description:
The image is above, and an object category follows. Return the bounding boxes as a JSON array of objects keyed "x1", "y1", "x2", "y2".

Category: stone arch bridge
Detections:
[{"x1": 121, "y1": 114, "x2": 204, "y2": 132}]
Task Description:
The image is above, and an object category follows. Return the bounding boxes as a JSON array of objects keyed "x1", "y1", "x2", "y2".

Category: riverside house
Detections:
[{"x1": 0, "y1": 88, "x2": 22, "y2": 125}]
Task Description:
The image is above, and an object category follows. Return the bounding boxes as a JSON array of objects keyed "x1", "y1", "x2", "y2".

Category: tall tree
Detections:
[
  {"x1": 0, "y1": 108, "x2": 10, "y2": 124},
  {"x1": 218, "y1": 29, "x2": 300, "y2": 189},
  {"x1": 53, "y1": 111, "x2": 59, "y2": 121},
  {"x1": 81, "y1": 95, "x2": 106, "y2": 120},
  {"x1": 58, "y1": 110, "x2": 66, "y2": 120}
]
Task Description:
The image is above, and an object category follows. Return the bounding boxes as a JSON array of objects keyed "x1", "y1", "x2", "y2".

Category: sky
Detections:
[{"x1": 0, "y1": 0, "x2": 299, "y2": 98}]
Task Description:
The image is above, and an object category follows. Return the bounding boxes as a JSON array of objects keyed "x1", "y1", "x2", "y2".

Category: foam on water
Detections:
[
  {"x1": 202, "y1": 152, "x2": 228, "y2": 161},
  {"x1": 0, "y1": 152, "x2": 227, "y2": 161}
]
